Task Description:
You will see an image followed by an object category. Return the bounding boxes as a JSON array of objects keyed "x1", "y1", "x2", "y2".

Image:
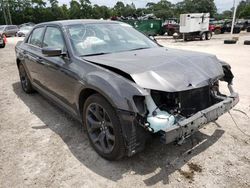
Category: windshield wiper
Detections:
[
  {"x1": 128, "y1": 47, "x2": 151, "y2": 51},
  {"x1": 80, "y1": 52, "x2": 110, "y2": 57}
]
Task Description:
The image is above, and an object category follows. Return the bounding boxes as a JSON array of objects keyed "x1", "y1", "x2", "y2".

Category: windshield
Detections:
[
  {"x1": 0, "y1": 26, "x2": 5, "y2": 31},
  {"x1": 67, "y1": 23, "x2": 158, "y2": 56}
]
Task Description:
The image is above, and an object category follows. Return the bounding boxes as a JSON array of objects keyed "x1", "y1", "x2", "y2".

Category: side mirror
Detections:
[{"x1": 42, "y1": 47, "x2": 62, "y2": 57}]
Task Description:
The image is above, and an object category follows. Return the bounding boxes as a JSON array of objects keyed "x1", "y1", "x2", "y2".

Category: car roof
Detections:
[{"x1": 36, "y1": 19, "x2": 120, "y2": 27}]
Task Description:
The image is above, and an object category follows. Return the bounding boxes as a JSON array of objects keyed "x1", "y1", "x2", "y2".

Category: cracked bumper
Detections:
[{"x1": 164, "y1": 92, "x2": 239, "y2": 144}]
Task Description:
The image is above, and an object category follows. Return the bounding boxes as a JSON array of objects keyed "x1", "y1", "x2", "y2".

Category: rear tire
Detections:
[
  {"x1": 83, "y1": 94, "x2": 125, "y2": 160},
  {"x1": 206, "y1": 32, "x2": 212, "y2": 40},
  {"x1": 18, "y1": 63, "x2": 35, "y2": 93},
  {"x1": 200, "y1": 33, "x2": 206, "y2": 41}
]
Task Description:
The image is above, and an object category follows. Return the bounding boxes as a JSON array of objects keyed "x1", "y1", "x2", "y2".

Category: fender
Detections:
[{"x1": 76, "y1": 70, "x2": 148, "y2": 113}]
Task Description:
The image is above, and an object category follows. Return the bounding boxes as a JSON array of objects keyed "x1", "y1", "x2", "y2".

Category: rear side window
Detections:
[
  {"x1": 29, "y1": 27, "x2": 45, "y2": 48},
  {"x1": 43, "y1": 27, "x2": 65, "y2": 50}
]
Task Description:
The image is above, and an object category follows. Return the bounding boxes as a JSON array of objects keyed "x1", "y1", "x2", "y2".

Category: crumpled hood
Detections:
[{"x1": 84, "y1": 47, "x2": 224, "y2": 92}]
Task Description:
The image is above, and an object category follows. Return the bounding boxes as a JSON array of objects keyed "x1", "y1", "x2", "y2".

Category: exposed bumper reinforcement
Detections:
[{"x1": 164, "y1": 91, "x2": 239, "y2": 144}]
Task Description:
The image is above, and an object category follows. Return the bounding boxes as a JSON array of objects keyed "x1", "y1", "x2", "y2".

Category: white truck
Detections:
[{"x1": 179, "y1": 13, "x2": 212, "y2": 41}]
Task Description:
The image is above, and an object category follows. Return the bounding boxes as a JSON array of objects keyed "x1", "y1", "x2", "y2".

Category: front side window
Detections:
[
  {"x1": 67, "y1": 23, "x2": 158, "y2": 56},
  {"x1": 29, "y1": 27, "x2": 45, "y2": 47},
  {"x1": 43, "y1": 27, "x2": 65, "y2": 51}
]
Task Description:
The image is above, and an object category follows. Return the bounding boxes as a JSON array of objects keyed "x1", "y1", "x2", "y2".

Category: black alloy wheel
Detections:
[
  {"x1": 18, "y1": 64, "x2": 35, "y2": 93},
  {"x1": 86, "y1": 103, "x2": 115, "y2": 154},
  {"x1": 83, "y1": 94, "x2": 125, "y2": 160}
]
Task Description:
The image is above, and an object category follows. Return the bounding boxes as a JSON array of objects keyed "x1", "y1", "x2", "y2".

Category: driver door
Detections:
[{"x1": 38, "y1": 26, "x2": 77, "y2": 113}]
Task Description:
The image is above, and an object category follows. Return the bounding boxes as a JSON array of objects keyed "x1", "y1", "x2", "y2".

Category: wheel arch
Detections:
[
  {"x1": 78, "y1": 88, "x2": 97, "y2": 119},
  {"x1": 77, "y1": 87, "x2": 119, "y2": 121},
  {"x1": 16, "y1": 58, "x2": 21, "y2": 67},
  {"x1": 76, "y1": 69, "x2": 149, "y2": 124}
]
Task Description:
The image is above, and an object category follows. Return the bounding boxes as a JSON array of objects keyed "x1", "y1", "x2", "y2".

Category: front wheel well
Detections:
[
  {"x1": 16, "y1": 58, "x2": 21, "y2": 68},
  {"x1": 78, "y1": 88, "x2": 98, "y2": 118}
]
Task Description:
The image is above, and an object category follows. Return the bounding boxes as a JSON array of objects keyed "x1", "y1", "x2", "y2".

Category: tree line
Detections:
[{"x1": 1, "y1": 0, "x2": 250, "y2": 25}]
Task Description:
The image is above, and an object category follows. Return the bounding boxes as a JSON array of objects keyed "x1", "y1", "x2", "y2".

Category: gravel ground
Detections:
[{"x1": 0, "y1": 33, "x2": 250, "y2": 188}]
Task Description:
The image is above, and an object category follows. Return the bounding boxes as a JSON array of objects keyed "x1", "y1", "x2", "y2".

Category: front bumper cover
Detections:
[{"x1": 164, "y1": 90, "x2": 239, "y2": 144}]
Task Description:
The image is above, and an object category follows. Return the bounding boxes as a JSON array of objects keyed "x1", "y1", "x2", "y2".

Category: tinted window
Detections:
[
  {"x1": 43, "y1": 27, "x2": 65, "y2": 50},
  {"x1": 29, "y1": 27, "x2": 44, "y2": 47},
  {"x1": 8, "y1": 26, "x2": 16, "y2": 30},
  {"x1": 12, "y1": 26, "x2": 18, "y2": 30},
  {"x1": 0, "y1": 26, "x2": 5, "y2": 31}
]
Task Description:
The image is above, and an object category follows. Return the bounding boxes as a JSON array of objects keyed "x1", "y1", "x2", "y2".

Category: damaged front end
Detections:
[{"x1": 134, "y1": 64, "x2": 239, "y2": 145}]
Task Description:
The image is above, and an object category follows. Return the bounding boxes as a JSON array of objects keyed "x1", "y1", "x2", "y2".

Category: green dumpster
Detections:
[{"x1": 122, "y1": 20, "x2": 164, "y2": 36}]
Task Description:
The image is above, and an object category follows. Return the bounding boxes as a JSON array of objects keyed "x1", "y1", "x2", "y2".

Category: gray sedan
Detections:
[{"x1": 15, "y1": 20, "x2": 239, "y2": 160}]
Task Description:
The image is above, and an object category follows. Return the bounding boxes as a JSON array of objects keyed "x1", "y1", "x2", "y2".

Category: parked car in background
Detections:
[
  {"x1": 19, "y1": 22, "x2": 35, "y2": 28},
  {"x1": 209, "y1": 23, "x2": 222, "y2": 34},
  {"x1": 16, "y1": 20, "x2": 239, "y2": 160},
  {"x1": 163, "y1": 19, "x2": 180, "y2": 36},
  {"x1": 0, "y1": 25, "x2": 19, "y2": 37},
  {"x1": 0, "y1": 34, "x2": 6, "y2": 48},
  {"x1": 17, "y1": 26, "x2": 33, "y2": 37},
  {"x1": 221, "y1": 21, "x2": 241, "y2": 34}
]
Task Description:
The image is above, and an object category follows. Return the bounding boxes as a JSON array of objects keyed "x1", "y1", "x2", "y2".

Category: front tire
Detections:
[
  {"x1": 18, "y1": 63, "x2": 35, "y2": 93},
  {"x1": 83, "y1": 94, "x2": 125, "y2": 160}
]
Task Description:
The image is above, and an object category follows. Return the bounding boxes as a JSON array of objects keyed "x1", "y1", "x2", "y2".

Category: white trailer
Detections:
[{"x1": 179, "y1": 13, "x2": 212, "y2": 41}]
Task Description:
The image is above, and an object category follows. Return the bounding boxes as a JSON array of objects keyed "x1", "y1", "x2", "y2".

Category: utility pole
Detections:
[{"x1": 230, "y1": 0, "x2": 237, "y2": 35}]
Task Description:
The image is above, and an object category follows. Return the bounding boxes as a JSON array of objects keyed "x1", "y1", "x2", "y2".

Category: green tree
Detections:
[
  {"x1": 151, "y1": 0, "x2": 174, "y2": 19},
  {"x1": 214, "y1": 10, "x2": 233, "y2": 20},
  {"x1": 92, "y1": 5, "x2": 111, "y2": 19},
  {"x1": 240, "y1": 4, "x2": 250, "y2": 18},
  {"x1": 113, "y1": 1, "x2": 125, "y2": 17},
  {"x1": 176, "y1": 0, "x2": 217, "y2": 17},
  {"x1": 0, "y1": 0, "x2": 223, "y2": 25},
  {"x1": 69, "y1": 0, "x2": 81, "y2": 19}
]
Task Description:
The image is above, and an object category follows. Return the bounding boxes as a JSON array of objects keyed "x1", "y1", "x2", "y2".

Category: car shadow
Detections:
[{"x1": 12, "y1": 82, "x2": 224, "y2": 185}]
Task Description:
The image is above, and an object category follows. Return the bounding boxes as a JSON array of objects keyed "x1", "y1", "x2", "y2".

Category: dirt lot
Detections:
[{"x1": 0, "y1": 33, "x2": 250, "y2": 188}]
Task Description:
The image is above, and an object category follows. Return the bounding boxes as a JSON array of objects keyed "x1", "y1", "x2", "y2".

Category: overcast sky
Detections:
[{"x1": 58, "y1": 0, "x2": 237, "y2": 13}]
